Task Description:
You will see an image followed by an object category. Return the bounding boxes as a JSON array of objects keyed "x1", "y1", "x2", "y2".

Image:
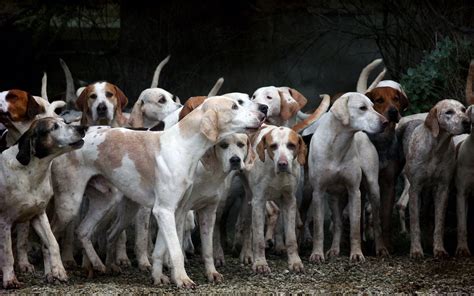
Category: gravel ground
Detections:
[{"x1": 5, "y1": 251, "x2": 474, "y2": 294}]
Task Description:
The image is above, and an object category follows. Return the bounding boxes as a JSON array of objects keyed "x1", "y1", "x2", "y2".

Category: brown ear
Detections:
[
  {"x1": 129, "y1": 99, "x2": 144, "y2": 127},
  {"x1": 26, "y1": 93, "x2": 44, "y2": 119},
  {"x1": 75, "y1": 86, "x2": 90, "y2": 112},
  {"x1": 244, "y1": 135, "x2": 256, "y2": 170},
  {"x1": 331, "y1": 95, "x2": 350, "y2": 125},
  {"x1": 425, "y1": 107, "x2": 439, "y2": 137},
  {"x1": 297, "y1": 135, "x2": 307, "y2": 166},
  {"x1": 114, "y1": 85, "x2": 129, "y2": 110},
  {"x1": 289, "y1": 88, "x2": 308, "y2": 109},
  {"x1": 179, "y1": 96, "x2": 206, "y2": 120},
  {"x1": 200, "y1": 109, "x2": 219, "y2": 142},
  {"x1": 256, "y1": 135, "x2": 266, "y2": 162},
  {"x1": 279, "y1": 91, "x2": 300, "y2": 121},
  {"x1": 201, "y1": 146, "x2": 219, "y2": 172},
  {"x1": 398, "y1": 91, "x2": 409, "y2": 112}
]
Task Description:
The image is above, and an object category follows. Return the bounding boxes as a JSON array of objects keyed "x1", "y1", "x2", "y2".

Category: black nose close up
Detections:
[
  {"x1": 388, "y1": 107, "x2": 399, "y2": 122},
  {"x1": 75, "y1": 125, "x2": 88, "y2": 137},
  {"x1": 97, "y1": 103, "x2": 107, "y2": 115},
  {"x1": 277, "y1": 161, "x2": 288, "y2": 172},
  {"x1": 258, "y1": 104, "x2": 268, "y2": 116},
  {"x1": 229, "y1": 156, "x2": 241, "y2": 169},
  {"x1": 462, "y1": 120, "x2": 471, "y2": 133}
]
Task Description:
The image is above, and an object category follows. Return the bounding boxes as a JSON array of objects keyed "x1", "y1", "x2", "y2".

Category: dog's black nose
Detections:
[
  {"x1": 258, "y1": 104, "x2": 268, "y2": 116},
  {"x1": 388, "y1": 108, "x2": 399, "y2": 122},
  {"x1": 462, "y1": 120, "x2": 471, "y2": 132},
  {"x1": 229, "y1": 156, "x2": 241, "y2": 169},
  {"x1": 75, "y1": 125, "x2": 88, "y2": 136},
  {"x1": 277, "y1": 160, "x2": 288, "y2": 172},
  {"x1": 97, "y1": 103, "x2": 107, "y2": 114}
]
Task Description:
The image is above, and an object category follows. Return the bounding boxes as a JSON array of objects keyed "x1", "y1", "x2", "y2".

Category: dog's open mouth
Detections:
[{"x1": 69, "y1": 139, "x2": 85, "y2": 148}]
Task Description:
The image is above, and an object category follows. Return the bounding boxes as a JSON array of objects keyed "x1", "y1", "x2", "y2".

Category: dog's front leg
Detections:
[
  {"x1": 30, "y1": 212, "x2": 68, "y2": 284},
  {"x1": 135, "y1": 206, "x2": 153, "y2": 271},
  {"x1": 309, "y1": 188, "x2": 325, "y2": 263},
  {"x1": 281, "y1": 192, "x2": 304, "y2": 273},
  {"x1": 433, "y1": 186, "x2": 449, "y2": 258},
  {"x1": 197, "y1": 204, "x2": 223, "y2": 283},
  {"x1": 455, "y1": 182, "x2": 471, "y2": 256},
  {"x1": 251, "y1": 188, "x2": 270, "y2": 274},
  {"x1": 409, "y1": 184, "x2": 424, "y2": 258},
  {"x1": 326, "y1": 197, "x2": 342, "y2": 258},
  {"x1": 365, "y1": 175, "x2": 389, "y2": 256},
  {"x1": 16, "y1": 222, "x2": 35, "y2": 273},
  {"x1": 347, "y1": 187, "x2": 365, "y2": 263},
  {"x1": 0, "y1": 220, "x2": 20, "y2": 289}
]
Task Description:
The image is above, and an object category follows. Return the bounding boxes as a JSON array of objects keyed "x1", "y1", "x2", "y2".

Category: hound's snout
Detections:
[
  {"x1": 97, "y1": 103, "x2": 108, "y2": 116},
  {"x1": 258, "y1": 104, "x2": 268, "y2": 116},
  {"x1": 75, "y1": 125, "x2": 89, "y2": 137},
  {"x1": 229, "y1": 155, "x2": 241, "y2": 170},
  {"x1": 277, "y1": 160, "x2": 289, "y2": 173},
  {"x1": 388, "y1": 107, "x2": 399, "y2": 122}
]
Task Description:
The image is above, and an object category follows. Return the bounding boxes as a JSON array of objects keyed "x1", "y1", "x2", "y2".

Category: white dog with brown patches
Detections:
[
  {"x1": 49, "y1": 97, "x2": 265, "y2": 287},
  {"x1": 248, "y1": 125, "x2": 307, "y2": 274}
]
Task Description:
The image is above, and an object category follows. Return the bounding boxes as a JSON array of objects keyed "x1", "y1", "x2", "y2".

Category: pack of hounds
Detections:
[{"x1": 0, "y1": 56, "x2": 473, "y2": 289}]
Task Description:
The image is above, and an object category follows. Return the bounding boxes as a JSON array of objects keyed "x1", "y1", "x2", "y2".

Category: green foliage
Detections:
[{"x1": 400, "y1": 38, "x2": 474, "y2": 114}]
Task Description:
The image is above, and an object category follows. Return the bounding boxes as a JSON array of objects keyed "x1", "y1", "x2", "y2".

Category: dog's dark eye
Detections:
[
  {"x1": 105, "y1": 91, "x2": 113, "y2": 98},
  {"x1": 461, "y1": 107, "x2": 466, "y2": 113},
  {"x1": 90, "y1": 94, "x2": 97, "y2": 99},
  {"x1": 359, "y1": 106, "x2": 368, "y2": 111},
  {"x1": 266, "y1": 96, "x2": 272, "y2": 100},
  {"x1": 252, "y1": 95, "x2": 256, "y2": 99},
  {"x1": 232, "y1": 103, "x2": 238, "y2": 110},
  {"x1": 269, "y1": 143, "x2": 278, "y2": 150},
  {"x1": 375, "y1": 98, "x2": 384, "y2": 104},
  {"x1": 53, "y1": 123, "x2": 59, "y2": 130},
  {"x1": 287, "y1": 143, "x2": 296, "y2": 150},
  {"x1": 446, "y1": 110, "x2": 454, "y2": 115},
  {"x1": 220, "y1": 142, "x2": 229, "y2": 149},
  {"x1": 238, "y1": 100, "x2": 243, "y2": 105},
  {"x1": 159, "y1": 97, "x2": 166, "y2": 104},
  {"x1": 237, "y1": 142, "x2": 245, "y2": 148}
]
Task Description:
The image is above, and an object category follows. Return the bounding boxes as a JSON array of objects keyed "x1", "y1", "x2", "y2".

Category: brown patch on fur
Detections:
[
  {"x1": 279, "y1": 91, "x2": 300, "y2": 121},
  {"x1": 95, "y1": 129, "x2": 157, "y2": 187},
  {"x1": 179, "y1": 96, "x2": 207, "y2": 120},
  {"x1": 288, "y1": 130, "x2": 307, "y2": 165},
  {"x1": 365, "y1": 87, "x2": 408, "y2": 122},
  {"x1": 425, "y1": 107, "x2": 439, "y2": 137},
  {"x1": 288, "y1": 88, "x2": 308, "y2": 109},
  {"x1": 256, "y1": 131, "x2": 274, "y2": 162},
  {"x1": 4, "y1": 90, "x2": 43, "y2": 122}
]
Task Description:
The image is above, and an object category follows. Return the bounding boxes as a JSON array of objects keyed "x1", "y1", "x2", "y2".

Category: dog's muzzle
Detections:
[
  {"x1": 277, "y1": 160, "x2": 289, "y2": 173},
  {"x1": 229, "y1": 155, "x2": 241, "y2": 170},
  {"x1": 258, "y1": 104, "x2": 269, "y2": 116},
  {"x1": 97, "y1": 103, "x2": 108, "y2": 117},
  {"x1": 388, "y1": 107, "x2": 399, "y2": 123}
]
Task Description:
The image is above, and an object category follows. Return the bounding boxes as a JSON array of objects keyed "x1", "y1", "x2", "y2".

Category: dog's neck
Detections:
[
  {"x1": 5, "y1": 146, "x2": 57, "y2": 185},
  {"x1": 318, "y1": 113, "x2": 358, "y2": 162},
  {"x1": 421, "y1": 125, "x2": 453, "y2": 154}
]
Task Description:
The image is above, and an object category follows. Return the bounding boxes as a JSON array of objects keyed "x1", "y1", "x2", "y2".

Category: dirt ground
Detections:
[{"x1": 6, "y1": 250, "x2": 474, "y2": 294}]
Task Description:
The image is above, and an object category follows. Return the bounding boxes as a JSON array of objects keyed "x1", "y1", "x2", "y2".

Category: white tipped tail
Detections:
[
  {"x1": 466, "y1": 60, "x2": 474, "y2": 105},
  {"x1": 59, "y1": 58, "x2": 77, "y2": 107},
  {"x1": 366, "y1": 68, "x2": 387, "y2": 92},
  {"x1": 292, "y1": 94, "x2": 331, "y2": 133},
  {"x1": 207, "y1": 77, "x2": 224, "y2": 97},
  {"x1": 150, "y1": 55, "x2": 171, "y2": 88},
  {"x1": 356, "y1": 58, "x2": 383, "y2": 93},
  {"x1": 41, "y1": 72, "x2": 48, "y2": 101}
]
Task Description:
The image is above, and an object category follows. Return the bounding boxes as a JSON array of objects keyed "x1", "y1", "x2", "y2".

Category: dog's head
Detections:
[
  {"x1": 365, "y1": 83, "x2": 409, "y2": 123},
  {"x1": 251, "y1": 86, "x2": 307, "y2": 121},
  {"x1": 76, "y1": 82, "x2": 128, "y2": 126},
  {"x1": 331, "y1": 92, "x2": 388, "y2": 134},
  {"x1": 425, "y1": 99, "x2": 470, "y2": 137},
  {"x1": 224, "y1": 92, "x2": 268, "y2": 117},
  {"x1": 129, "y1": 88, "x2": 181, "y2": 127},
  {"x1": 197, "y1": 96, "x2": 266, "y2": 143},
  {"x1": 256, "y1": 126, "x2": 307, "y2": 174},
  {"x1": 201, "y1": 133, "x2": 254, "y2": 173},
  {"x1": 0, "y1": 90, "x2": 44, "y2": 127},
  {"x1": 15, "y1": 117, "x2": 87, "y2": 165}
]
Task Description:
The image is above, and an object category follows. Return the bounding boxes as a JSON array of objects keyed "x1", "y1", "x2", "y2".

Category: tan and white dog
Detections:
[{"x1": 0, "y1": 117, "x2": 86, "y2": 289}]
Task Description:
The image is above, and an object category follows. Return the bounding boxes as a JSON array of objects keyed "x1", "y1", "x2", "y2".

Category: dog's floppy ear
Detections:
[
  {"x1": 114, "y1": 85, "x2": 129, "y2": 110},
  {"x1": 256, "y1": 134, "x2": 268, "y2": 162},
  {"x1": 398, "y1": 90, "x2": 409, "y2": 112},
  {"x1": 26, "y1": 93, "x2": 44, "y2": 119},
  {"x1": 180, "y1": 96, "x2": 206, "y2": 120},
  {"x1": 289, "y1": 88, "x2": 308, "y2": 109},
  {"x1": 331, "y1": 95, "x2": 350, "y2": 125},
  {"x1": 129, "y1": 99, "x2": 144, "y2": 127},
  {"x1": 279, "y1": 91, "x2": 300, "y2": 121},
  {"x1": 297, "y1": 135, "x2": 307, "y2": 166},
  {"x1": 425, "y1": 106, "x2": 439, "y2": 137},
  {"x1": 200, "y1": 109, "x2": 219, "y2": 142},
  {"x1": 16, "y1": 128, "x2": 33, "y2": 165},
  {"x1": 201, "y1": 146, "x2": 219, "y2": 172},
  {"x1": 244, "y1": 135, "x2": 256, "y2": 170}
]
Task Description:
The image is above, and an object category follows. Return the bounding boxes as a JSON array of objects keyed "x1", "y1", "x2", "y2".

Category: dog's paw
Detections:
[
  {"x1": 138, "y1": 260, "x2": 152, "y2": 272},
  {"x1": 240, "y1": 249, "x2": 253, "y2": 265},
  {"x1": 106, "y1": 263, "x2": 122, "y2": 274},
  {"x1": 207, "y1": 271, "x2": 224, "y2": 283},
  {"x1": 376, "y1": 246, "x2": 390, "y2": 257},
  {"x1": 17, "y1": 261, "x2": 35, "y2": 273},
  {"x1": 326, "y1": 248, "x2": 340, "y2": 258},
  {"x1": 309, "y1": 252, "x2": 325, "y2": 264},
  {"x1": 455, "y1": 246, "x2": 471, "y2": 257},
  {"x1": 152, "y1": 274, "x2": 170, "y2": 285},
  {"x1": 434, "y1": 248, "x2": 449, "y2": 259},
  {"x1": 3, "y1": 276, "x2": 22, "y2": 289},
  {"x1": 252, "y1": 259, "x2": 271, "y2": 274},
  {"x1": 175, "y1": 275, "x2": 197, "y2": 289},
  {"x1": 349, "y1": 252, "x2": 365, "y2": 263},
  {"x1": 45, "y1": 266, "x2": 68, "y2": 284},
  {"x1": 410, "y1": 247, "x2": 424, "y2": 259},
  {"x1": 288, "y1": 259, "x2": 304, "y2": 273},
  {"x1": 214, "y1": 256, "x2": 225, "y2": 268},
  {"x1": 274, "y1": 243, "x2": 286, "y2": 255},
  {"x1": 116, "y1": 256, "x2": 131, "y2": 267}
]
